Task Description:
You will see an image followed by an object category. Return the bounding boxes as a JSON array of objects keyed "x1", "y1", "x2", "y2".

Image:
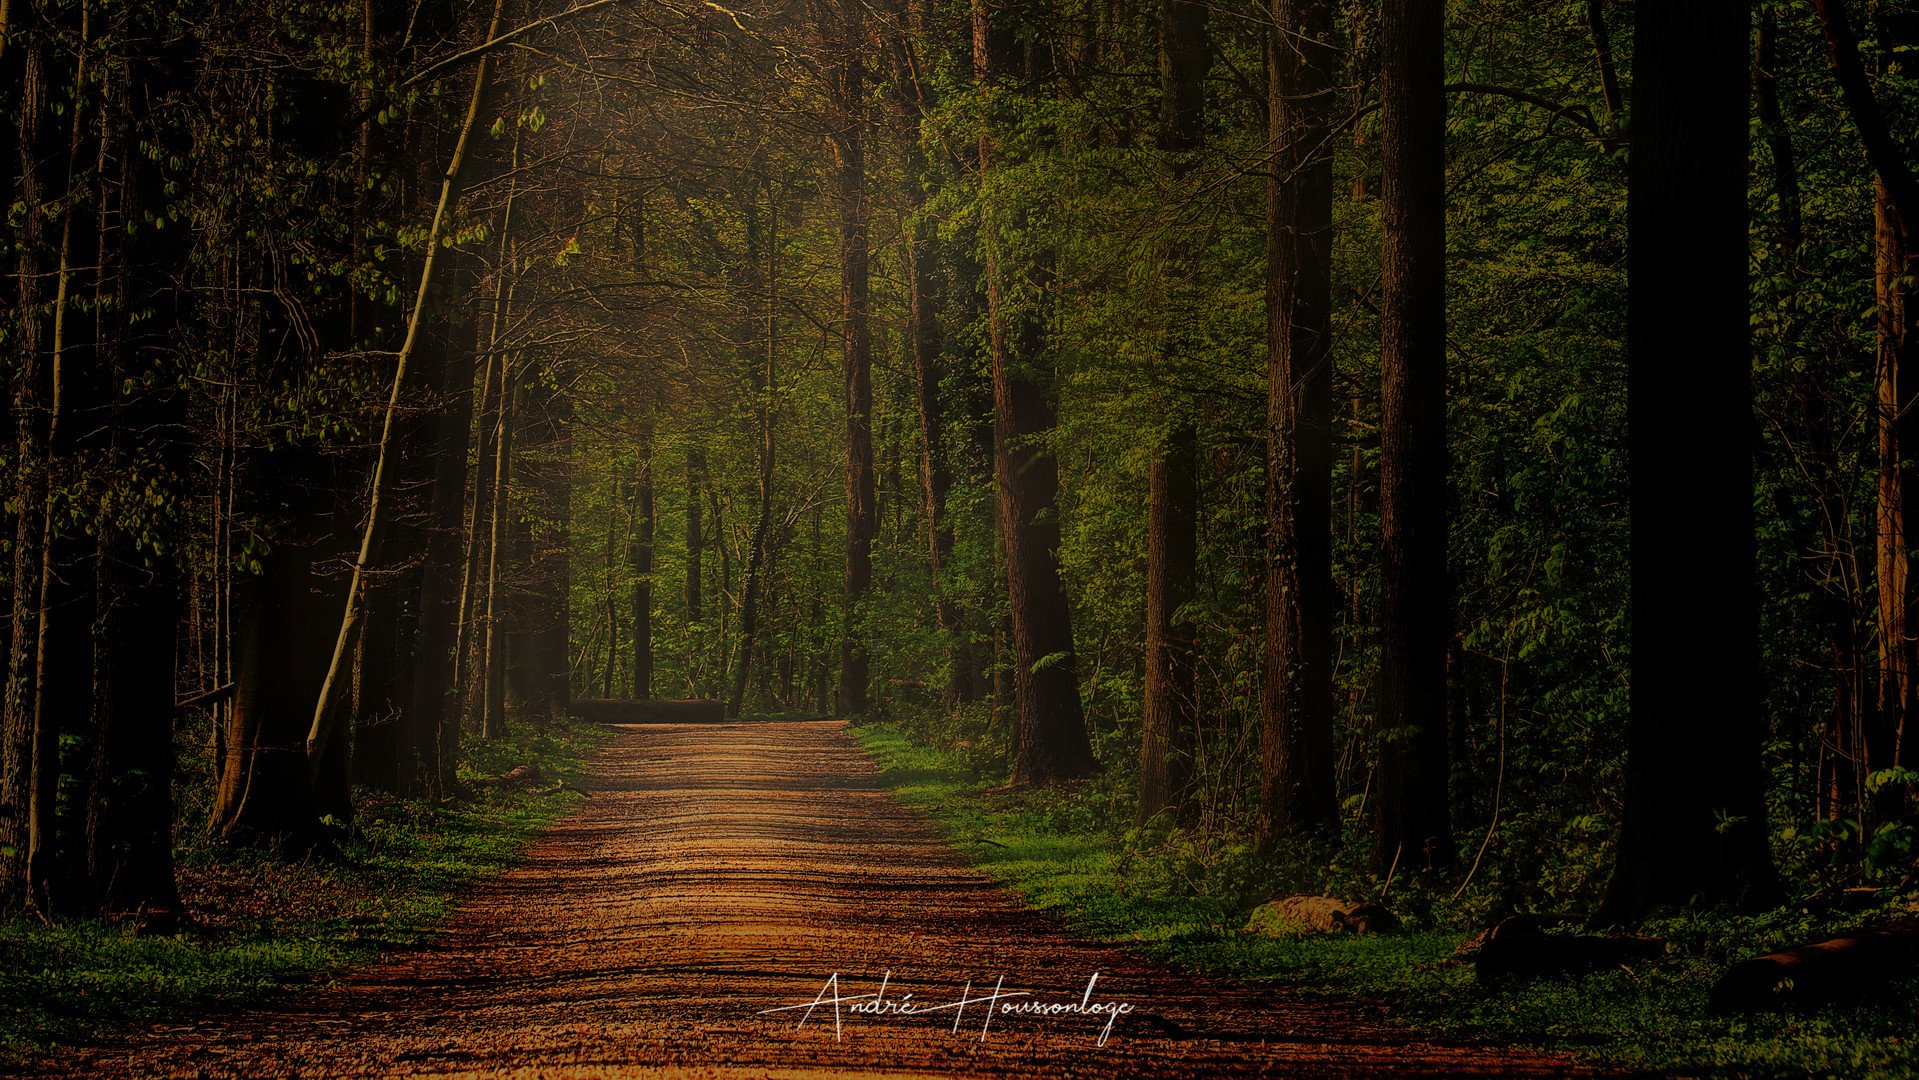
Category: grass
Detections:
[
  {"x1": 851, "y1": 721, "x2": 1919, "y2": 1079},
  {"x1": 0, "y1": 716, "x2": 611, "y2": 1061}
]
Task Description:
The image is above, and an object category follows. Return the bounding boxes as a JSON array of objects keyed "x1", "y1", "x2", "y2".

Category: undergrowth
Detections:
[
  {"x1": 0, "y1": 716, "x2": 610, "y2": 1061},
  {"x1": 851, "y1": 720, "x2": 1919, "y2": 1079}
]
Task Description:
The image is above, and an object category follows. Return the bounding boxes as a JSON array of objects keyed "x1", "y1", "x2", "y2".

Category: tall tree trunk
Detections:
[
  {"x1": 730, "y1": 182, "x2": 779, "y2": 719},
  {"x1": 481, "y1": 370, "x2": 519, "y2": 738},
  {"x1": 1585, "y1": 0, "x2": 1623, "y2": 124},
  {"x1": 2, "y1": 9, "x2": 52, "y2": 908},
  {"x1": 1374, "y1": 0, "x2": 1454, "y2": 873},
  {"x1": 977, "y1": 0, "x2": 1096, "y2": 786},
  {"x1": 685, "y1": 445, "x2": 704, "y2": 629},
  {"x1": 1594, "y1": 0, "x2": 1780, "y2": 926},
  {"x1": 1257, "y1": 0, "x2": 1338, "y2": 846},
  {"x1": 828, "y1": 0, "x2": 875, "y2": 718},
  {"x1": 1874, "y1": 176, "x2": 1917, "y2": 795},
  {"x1": 305, "y1": 0, "x2": 505, "y2": 776},
  {"x1": 452, "y1": 130, "x2": 519, "y2": 755},
  {"x1": 1757, "y1": 10, "x2": 1862, "y2": 821},
  {"x1": 409, "y1": 282, "x2": 480, "y2": 798},
  {"x1": 890, "y1": 3, "x2": 963, "y2": 707},
  {"x1": 24, "y1": 0, "x2": 101, "y2": 910},
  {"x1": 84, "y1": 21, "x2": 189, "y2": 920},
  {"x1": 509, "y1": 368, "x2": 571, "y2": 726},
  {"x1": 631, "y1": 422, "x2": 655, "y2": 699},
  {"x1": 1139, "y1": 0, "x2": 1208, "y2": 825},
  {"x1": 1813, "y1": 0, "x2": 1919, "y2": 803}
]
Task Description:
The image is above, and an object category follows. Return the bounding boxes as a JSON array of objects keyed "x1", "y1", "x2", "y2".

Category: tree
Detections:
[
  {"x1": 1594, "y1": 0, "x2": 1779, "y2": 925},
  {"x1": 631, "y1": 421, "x2": 656, "y2": 699},
  {"x1": 1138, "y1": 0, "x2": 1209, "y2": 826},
  {"x1": 1373, "y1": 0, "x2": 1454, "y2": 874},
  {"x1": 1810, "y1": 0, "x2": 1919, "y2": 820},
  {"x1": 976, "y1": 0, "x2": 1096, "y2": 786},
  {"x1": 827, "y1": 0, "x2": 876, "y2": 718},
  {"x1": 1257, "y1": 0, "x2": 1339, "y2": 846}
]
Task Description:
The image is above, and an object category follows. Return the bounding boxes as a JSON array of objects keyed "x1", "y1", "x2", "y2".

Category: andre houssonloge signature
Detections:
[{"x1": 759, "y1": 970, "x2": 1139, "y2": 1047}]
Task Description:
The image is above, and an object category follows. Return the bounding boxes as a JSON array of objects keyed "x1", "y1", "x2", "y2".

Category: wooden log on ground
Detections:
[
  {"x1": 1708, "y1": 921, "x2": 1919, "y2": 1012},
  {"x1": 1468, "y1": 916, "x2": 1664, "y2": 982},
  {"x1": 471, "y1": 764, "x2": 542, "y2": 788},
  {"x1": 568, "y1": 698, "x2": 727, "y2": 724},
  {"x1": 1244, "y1": 895, "x2": 1401, "y2": 937}
]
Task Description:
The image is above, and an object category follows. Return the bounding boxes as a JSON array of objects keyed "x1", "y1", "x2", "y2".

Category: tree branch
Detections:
[{"x1": 1812, "y1": 0, "x2": 1919, "y2": 230}]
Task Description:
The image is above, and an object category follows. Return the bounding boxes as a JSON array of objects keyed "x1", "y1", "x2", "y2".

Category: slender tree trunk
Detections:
[
  {"x1": 631, "y1": 422, "x2": 655, "y2": 699},
  {"x1": 305, "y1": 0, "x2": 506, "y2": 776},
  {"x1": 890, "y1": 11, "x2": 962, "y2": 705},
  {"x1": 1815, "y1": 0, "x2": 1919, "y2": 801},
  {"x1": 2, "y1": 13, "x2": 52, "y2": 908},
  {"x1": 1757, "y1": 10, "x2": 1863, "y2": 820},
  {"x1": 516, "y1": 372, "x2": 572, "y2": 725},
  {"x1": 1594, "y1": 0, "x2": 1780, "y2": 925},
  {"x1": 410, "y1": 301, "x2": 480, "y2": 797},
  {"x1": 1374, "y1": 0, "x2": 1454, "y2": 873},
  {"x1": 685, "y1": 446, "x2": 704, "y2": 628},
  {"x1": 452, "y1": 132, "x2": 519, "y2": 753},
  {"x1": 24, "y1": 0, "x2": 101, "y2": 910},
  {"x1": 481, "y1": 371, "x2": 518, "y2": 738},
  {"x1": 828, "y1": 0, "x2": 875, "y2": 718},
  {"x1": 1139, "y1": 0, "x2": 1208, "y2": 825},
  {"x1": 601, "y1": 507, "x2": 619, "y2": 698},
  {"x1": 1258, "y1": 0, "x2": 1338, "y2": 846},
  {"x1": 1807, "y1": 0, "x2": 1919, "y2": 811},
  {"x1": 1875, "y1": 177, "x2": 1917, "y2": 793},
  {"x1": 1586, "y1": 0, "x2": 1623, "y2": 124},
  {"x1": 731, "y1": 183, "x2": 779, "y2": 719}
]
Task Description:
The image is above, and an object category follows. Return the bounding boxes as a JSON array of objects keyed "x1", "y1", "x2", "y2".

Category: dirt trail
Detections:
[{"x1": 33, "y1": 720, "x2": 1598, "y2": 1078}]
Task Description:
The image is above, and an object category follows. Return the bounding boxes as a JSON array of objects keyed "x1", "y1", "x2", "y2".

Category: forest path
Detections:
[{"x1": 39, "y1": 720, "x2": 1598, "y2": 1078}]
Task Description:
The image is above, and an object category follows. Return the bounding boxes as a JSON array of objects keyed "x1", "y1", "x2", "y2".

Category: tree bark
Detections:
[
  {"x1": 1812, "y1": 0, "x2": 1919, "y2": 799},
  {"x1": 1874, "y1": 176, "x2": 1916, "y2": 797},
  {"x1": 631, "y1": 422, "x2": 655, "y2": 700},
  {"x1": 889, "y1": 6, "x2": 963, "y2": 707},
  {"x1": 977, "y1": 0, "x2": 1096, "y2": 786},
  {"x1": 1374, "y1": 0, "x2": 1454, "y2": 873},
  {"x1": 83, "y1": 22, "x2": 189, "y2": 919},
  {"x1": 1257, "y1": 0, "x2": 1338, "y2": 846},
  {"x1": 481, "y1": 370, "x2": 519, "y2": 738},
  {"x1": 512, "y1": 369, "x2": 572, "y2": 726},
  {"x1": 828, "y1": 0, "x2": 875, "y2": 718},
  {"x1": 409, "y1": 284, "x2": 481, "y2": 798},
  {"x1": 1585, "y1": 0, "x2": 1623, "y2": 123},
  {"x1": 305, "y1": 0, "x2": 506, "y2": 776},
  {"x1": 730, "y1": 181, "x2": 779, "y2": 719},
  {"x1": 1139, "y1": 0, "x2": 1208, "y2": 825},
  {"x1": 2, "y1": 10, "x2": 51, "y2": 908},
  {"x1": 1594, "y1": 0, "x2": 1780, "y2": 926}
]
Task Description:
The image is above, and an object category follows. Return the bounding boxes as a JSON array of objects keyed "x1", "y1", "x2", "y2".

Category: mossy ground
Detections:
[
  {"x1": 851, "y1": 722, "x2": 1919, "y2": 1079},
  {"x1": 0, "y1": 717, "x2": 610, "y2": 1060}
]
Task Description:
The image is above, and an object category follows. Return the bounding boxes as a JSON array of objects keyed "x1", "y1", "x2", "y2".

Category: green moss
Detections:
[
  {"x1": 852, "y1": 722, "x2": 1919, "y2": 1079},
  {"x1": 0, "y1": 717, "x2": 611, "y2": 1060}
]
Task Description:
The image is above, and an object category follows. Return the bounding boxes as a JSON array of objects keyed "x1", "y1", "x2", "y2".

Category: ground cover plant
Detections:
[
  {"x1": 853, "y1": 721, "x2": 1919, "y2": 1079},
  {"x1": 0, "y1": 718, "x2": 607, "y2": 1060}
]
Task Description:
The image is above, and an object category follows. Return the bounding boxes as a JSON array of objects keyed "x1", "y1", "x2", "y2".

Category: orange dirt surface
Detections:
[{"x1": 24, "y1": 720, "x2": 1610, "y2": 1078}]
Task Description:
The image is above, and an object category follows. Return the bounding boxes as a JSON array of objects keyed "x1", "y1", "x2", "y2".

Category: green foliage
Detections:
[
  {"x1": 0, "y1": 719, "x2": 608, "y2": 1062},
  {"x1": 855, "y1": 722, "x2": 1919, "y2": 1077}
]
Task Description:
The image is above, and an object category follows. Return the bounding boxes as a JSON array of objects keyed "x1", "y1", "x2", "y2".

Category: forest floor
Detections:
[{"x1": 15, "y1": 719, "x2": 1605, "y2": 1078}]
